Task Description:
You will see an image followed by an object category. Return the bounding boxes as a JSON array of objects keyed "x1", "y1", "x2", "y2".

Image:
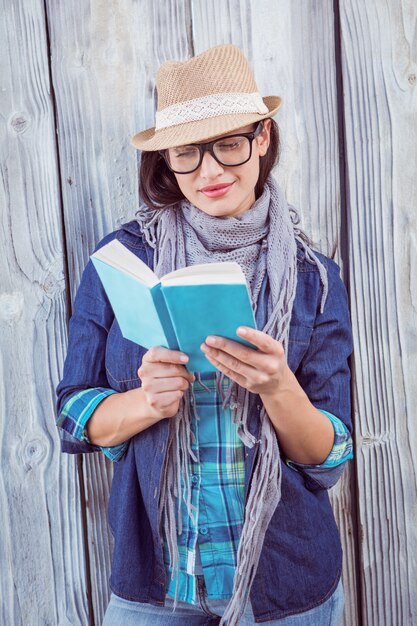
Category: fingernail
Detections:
[
  {"x1": 179, "y1": 355, "x2": 188, "y2": 362},
  {"x1": 237, "y1": 327, "x2": 248, "y2": 336}
]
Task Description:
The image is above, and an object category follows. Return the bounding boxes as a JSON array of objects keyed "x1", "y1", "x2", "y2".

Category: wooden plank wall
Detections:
[
  {"x1": 0, "y1": 2, "x2": 90, "y2": 625},
  {"x1": 340, "y1": 2, "x2": 417, "y2": 625},
  {"x1": 1, "y1": 1, "x2": 415, "y2": 625}
]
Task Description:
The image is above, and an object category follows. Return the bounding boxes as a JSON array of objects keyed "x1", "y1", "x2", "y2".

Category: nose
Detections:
[{"x1": 199, "y1": 150, "x2": 224, "y2": 179}]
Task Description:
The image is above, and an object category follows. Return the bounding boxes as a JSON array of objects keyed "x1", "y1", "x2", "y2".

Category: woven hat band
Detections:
[{"x1": 155, "y1": 91, "x2": 269, "y2": 130}]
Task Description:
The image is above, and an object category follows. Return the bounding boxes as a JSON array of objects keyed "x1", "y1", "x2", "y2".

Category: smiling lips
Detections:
[{"x1": 199, "y1": 182, "x2": 234, "y2": 198}]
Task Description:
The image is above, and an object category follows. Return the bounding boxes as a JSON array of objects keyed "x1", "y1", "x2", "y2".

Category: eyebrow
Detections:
[{"x1": 172, "y1": 126, "x2": 256, "y2": 150}]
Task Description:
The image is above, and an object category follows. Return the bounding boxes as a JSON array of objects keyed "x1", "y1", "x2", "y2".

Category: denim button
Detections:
[
  {"x1": 199, "y1": 526, "x2": 208, "y2": 535},
  {"x1": 191, "y1": 475, "x2": 199, "y2": 484}
]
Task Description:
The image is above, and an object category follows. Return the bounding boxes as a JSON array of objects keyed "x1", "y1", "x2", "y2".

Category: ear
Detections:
[{"x1": 257, "y1": 118, "x2": 272, "y2": 157}]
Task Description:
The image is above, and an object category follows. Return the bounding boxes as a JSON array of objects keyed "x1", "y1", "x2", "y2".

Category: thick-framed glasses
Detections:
[{"x1": 161, "y1": 122, "x2": 263, "y2": 174}]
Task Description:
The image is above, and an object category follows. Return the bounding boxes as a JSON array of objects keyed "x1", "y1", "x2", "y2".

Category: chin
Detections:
[
  {"x1": 196, "y1": 199, "x2": 244, "y2": 218},
  {"x1": 204, "y1": 207, "x2": 238, "y2": 218}
]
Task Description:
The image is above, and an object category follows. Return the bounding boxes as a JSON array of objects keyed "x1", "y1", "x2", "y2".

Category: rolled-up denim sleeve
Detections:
[
  {"x1": 294, "y1": 258, "x2": 354, "y2": 490},
  {"x1": 56, "y1": 387, "x2": 128, "y2": 461},
  {"x1": 286, "y1": 410, "x2": 353, "y2": 489},
  {"x1": 56, "y1": 233, "x2": 129, "y2": 461}
]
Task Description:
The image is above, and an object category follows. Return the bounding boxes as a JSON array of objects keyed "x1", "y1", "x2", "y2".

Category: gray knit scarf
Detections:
[{"x1": 137, "y1": 176, "x2": 328, "y2": 625}]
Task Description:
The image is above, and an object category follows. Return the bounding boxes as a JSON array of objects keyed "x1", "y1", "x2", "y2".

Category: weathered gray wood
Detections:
[
  {"x1": 191, "y1": 2, "x2": 359, "y2": 624},
  {"x1": 340, "y1": 1, "x2": 417, "y2": 624},
  {"x1": 0, "y1": 2, "x2": 89, "y2": 625},
  {"x1": 45, "y1": 1, "x2": 193, "y2": 622},
  {"x1": 6, "y1": 1, "x2": 417, "y2": 624}
]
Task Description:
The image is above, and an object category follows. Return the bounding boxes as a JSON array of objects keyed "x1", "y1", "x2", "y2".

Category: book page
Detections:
[
  {"x1": 161, "y1": 261, "x2": 246, "y2": 287},
  {"x1": 92, "y1": 239, "x2": 159, "y2": 287}
]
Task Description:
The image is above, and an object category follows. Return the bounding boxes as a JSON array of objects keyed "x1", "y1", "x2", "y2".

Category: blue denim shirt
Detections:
[{"x1": 56, "y1": 220, "x2": 353, "y2": 622}]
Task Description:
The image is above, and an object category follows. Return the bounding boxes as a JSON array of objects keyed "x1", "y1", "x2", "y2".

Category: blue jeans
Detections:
[{"x1": 102, "y1": 577, "x2": 344, "y2": 625}]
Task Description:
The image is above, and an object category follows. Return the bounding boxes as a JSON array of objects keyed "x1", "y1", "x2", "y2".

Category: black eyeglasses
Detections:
[{"x1": 160, "y1": 122, "x2": 263, "y2": 174}]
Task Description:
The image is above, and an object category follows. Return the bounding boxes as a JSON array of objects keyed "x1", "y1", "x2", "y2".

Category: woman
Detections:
[{"x1": 56, "y1": 44, "x2": 353, "y2": 625}]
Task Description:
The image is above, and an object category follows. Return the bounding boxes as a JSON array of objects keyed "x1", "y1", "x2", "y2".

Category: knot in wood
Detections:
[
  {"x1": 24, "y1": 438, "x2": 47, "y2": 469},
  {"x1": 41, "y1": 260, "x2": 66, "y2": 297},
  {"x1": 10, "y1": 112, "x2": 29, "y2": 134}
]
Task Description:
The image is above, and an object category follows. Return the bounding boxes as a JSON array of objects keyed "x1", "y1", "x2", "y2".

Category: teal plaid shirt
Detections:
[
  {"x1": 164, "y1": 376, "x2": 245, "y2": 603},
  {"x1": 56, "y1": 379, "x2": 353, "y2": 604}
]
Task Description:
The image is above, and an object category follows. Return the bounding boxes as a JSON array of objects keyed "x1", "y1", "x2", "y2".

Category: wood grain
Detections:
[
  {"x1": 340, "y1": 1, "x2": 417, "y2": 624},
  {"x1": 191, "y1": 2, "x2": 358, "y2": 624},
  {"x1": 45, "y1": 1, "x2": 193, "y2": 622},
  {"x1": 0, "y1": 1, "x2": 89, "y2": 625}
]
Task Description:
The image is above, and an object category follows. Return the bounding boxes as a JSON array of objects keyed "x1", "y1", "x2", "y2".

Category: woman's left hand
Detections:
[{"x1": 200, "y1": 326, "x2": 289, "y2": 396}]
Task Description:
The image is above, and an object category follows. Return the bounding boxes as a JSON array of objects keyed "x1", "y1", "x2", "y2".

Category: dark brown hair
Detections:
[{"x1": 139, "y1": 119, "x2": 281, "y2": 210}]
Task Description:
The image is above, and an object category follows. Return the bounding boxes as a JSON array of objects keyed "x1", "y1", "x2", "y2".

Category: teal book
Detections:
[{"x1": 91, "y1": 239, "x2": 256, "y2": 372}]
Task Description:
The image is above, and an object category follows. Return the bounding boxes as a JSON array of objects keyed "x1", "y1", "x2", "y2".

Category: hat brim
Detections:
[{"x1": 131, "y1": 96, "x2": 282, "y2": 151}]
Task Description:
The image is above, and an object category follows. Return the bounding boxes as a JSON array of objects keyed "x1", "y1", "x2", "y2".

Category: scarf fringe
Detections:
[
  {"x1": 138, "y1": 177, "x2": 328, "y2": 624},
  {"x1": 220, "y1": 412, "x2": 281, "y2": 625}
]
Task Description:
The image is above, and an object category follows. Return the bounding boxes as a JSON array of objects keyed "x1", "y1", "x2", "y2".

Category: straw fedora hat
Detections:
[{"x1": 131, "y1": 44, "x2": 282, "y2": 151}]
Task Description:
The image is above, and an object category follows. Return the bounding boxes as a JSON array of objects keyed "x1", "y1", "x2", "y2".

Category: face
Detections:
[{"x1": 172, "y1": 119, "x2": 271, "y2": 218}]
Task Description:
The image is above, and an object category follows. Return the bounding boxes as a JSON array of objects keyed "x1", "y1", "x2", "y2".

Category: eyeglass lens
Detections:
[{"x1": 166, "y1": 135, "x2": 252, "y2": 173}]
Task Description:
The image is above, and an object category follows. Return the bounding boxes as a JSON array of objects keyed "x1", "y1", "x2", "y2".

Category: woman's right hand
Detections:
[{"x1": 137, "y1": 347, "x2": 195, "y2": 420}]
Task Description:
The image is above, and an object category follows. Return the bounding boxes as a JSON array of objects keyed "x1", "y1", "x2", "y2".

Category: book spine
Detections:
[{"x1": 151, "y1": 284, "x2": 179, "y2": 350}]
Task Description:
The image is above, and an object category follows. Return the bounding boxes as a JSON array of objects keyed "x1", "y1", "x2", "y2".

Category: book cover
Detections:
[{"x1": 91, "y1": 239, "x2": 256, "y2": 372}]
